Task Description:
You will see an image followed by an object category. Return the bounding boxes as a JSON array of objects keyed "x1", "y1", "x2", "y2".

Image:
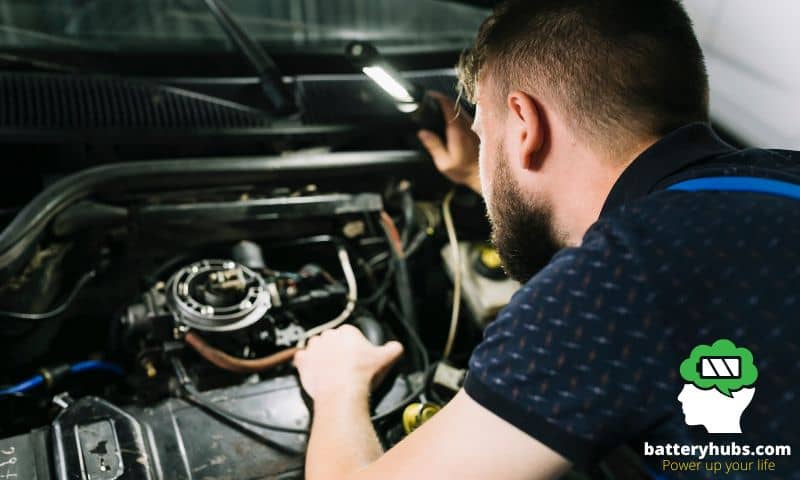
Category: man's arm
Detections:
[
  {"x1": 353, "y1": 389, "x2": 571, "y2": 480},
  {"x1": 294, "y1": 325, "x2": 401, "y2": 479},
  {"x1": 305, "y1": 382, "x2": 382, "y2": 479},
  {"x1": 294, "y1": 325, "x2": 571, "y2": 480}
]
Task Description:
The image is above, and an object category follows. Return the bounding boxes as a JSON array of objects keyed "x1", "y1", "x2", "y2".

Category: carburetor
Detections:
[{"x1": 165, "y1": 259, "x2": 275, "y2": 333}]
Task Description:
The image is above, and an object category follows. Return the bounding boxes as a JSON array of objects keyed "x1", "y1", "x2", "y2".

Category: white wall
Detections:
[{"x1": 683, "y1": 0, "x2": 800, "y2": 149}]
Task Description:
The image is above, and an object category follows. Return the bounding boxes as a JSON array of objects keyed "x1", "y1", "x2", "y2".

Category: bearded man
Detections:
[{"x1": 293, "y1": 1, "x2": 800, "y2": 479}]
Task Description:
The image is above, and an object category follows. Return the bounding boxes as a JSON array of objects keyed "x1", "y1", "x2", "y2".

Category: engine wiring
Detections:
[
  {"x1": 360, "y1": 201, "x2": 439, "y2": 308},
  {"x1": 172, "y1": 210, "x2": 434, "y2": 449},
  {"x1": 170, "y1": 357, "x2": 306, "y2": 456},
  {"x1": 0, "y1": 269, "x2": 96, "y2": 320},
  {"x1": 441, "y1": 189, "x2": 462, "y2": 360},
  {"x1": 359, "y1": 207, "x2": 432, "y2": 306},
  {"x1": 380, "y1": 211, "x2": 417, "y2": 331},
  {"x1": 358, "y1": 256, "x2": 396, "y2": 306},
  {"x1": 366, "y1": 202, "x2": 440, "y2": 269},
  {"x1": 380, "y1": 211, "x2": 405, "y2": 258},
  {"x1": 172, "y1": 356, "x2": 308, "y2": 435},
  {"x1": 299, "y1": 243, "x2": 358, "y2": 342},
  {"x1": 370, "y1": 300, "x2": 430, "y2": 424},
  {"x1": 0, "y1": 200, "x2": 440, "y2": 455},
  {"x1": 171, "y1": 296, "x2": 431, "y2": 443}
]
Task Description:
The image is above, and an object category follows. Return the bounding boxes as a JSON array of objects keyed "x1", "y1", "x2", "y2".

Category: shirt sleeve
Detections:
[{"x1": 464, "y1": 219, "x2": 676, "y2": 466}]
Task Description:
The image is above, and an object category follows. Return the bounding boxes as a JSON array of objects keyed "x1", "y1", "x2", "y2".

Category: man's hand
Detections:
[
  {"x1": 294, "y1": 325, "x2": 404, "y2": 401},
  {"x1": 297, "y1": 325, "x2": 570, "y2": 480},
  {"x1": 417, "y1": 92, "x2": 482, "y2": 194},
  {"x1": 296, "y1": 325, "x2": 403, "y2": 479}
]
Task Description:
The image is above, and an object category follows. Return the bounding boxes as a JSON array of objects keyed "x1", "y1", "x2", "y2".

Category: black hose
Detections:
[
  {"x1": 180, "y1": 387, "x2": 305, "y2": 455},
  {"x1": 172, "y1": 295, "x2": 429, "y2": 435},
  {"x1": 358, "y1": 257, "x2": 395, "y2": 305},
  {"x1": 399, "y1": 189, "x2": 416, "y2": 247},
  {"x1": 380, "y1": 216, "x2": 417, "y2": 332},
  {"x1": 386, "y1": 301, "x2": 428, "y2": 374},
  {"x1": 182, "y1": 383, "x2": 308, "y2": 435},
  {"x1": 0, "y1": 270, "x2": 96, "y2": 320},
  {"x1": 170, "y1": 356, "x2": 309, "y2": 449},
  {"x1": 371, "y1": 300, "x2": 430, "y2": 423},
  {"x1": 392, "y1": 255, "x2": 417, "y2": 330},
  {"x1": 404, "y1": 228, "x2": 430, "y2": 259},
  {"x1": 0, "y1": 151, "x2": 425, "y2": 277}
]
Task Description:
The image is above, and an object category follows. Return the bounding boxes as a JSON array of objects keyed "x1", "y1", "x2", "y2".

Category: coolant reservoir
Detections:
[{"x1": 441, "y1": 242, "x2": 520, "y2": 326}]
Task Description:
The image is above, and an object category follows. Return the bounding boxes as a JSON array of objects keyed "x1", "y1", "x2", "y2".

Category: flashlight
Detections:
[
  {"x1": 346, "y1": 41, "x2": 446, "y2": 139},
  {"x1": 697, "y1": 356, "x2": 741, "y2": 379}
]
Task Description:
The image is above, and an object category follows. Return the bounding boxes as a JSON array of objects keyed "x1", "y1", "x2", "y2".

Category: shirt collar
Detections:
[{"x1": 601, "y1": 123, "x2": 736, "y2": 215}]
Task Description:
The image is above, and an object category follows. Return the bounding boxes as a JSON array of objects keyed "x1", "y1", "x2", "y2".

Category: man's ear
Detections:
[{"x1": 506, "y1": 91, "x2": 544, "y2": 171}]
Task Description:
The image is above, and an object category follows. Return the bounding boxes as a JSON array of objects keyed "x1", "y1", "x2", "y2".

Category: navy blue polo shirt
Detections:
[{"x1": 464, "y1": 123, "x2": 800, "y2": 479}]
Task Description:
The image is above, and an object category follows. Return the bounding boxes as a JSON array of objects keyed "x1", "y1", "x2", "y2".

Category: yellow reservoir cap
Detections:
[
  {"x1": 402, "y1": 403, "x2": 441, "y2": 434},
  {"x1": 479, "y1": 246, "x2": 503, "y2": 270}
]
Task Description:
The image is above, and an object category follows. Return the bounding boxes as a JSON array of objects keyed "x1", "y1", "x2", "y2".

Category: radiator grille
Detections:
[{"x1": 0, "y1": 73, "x2": 270, "y2": 129}]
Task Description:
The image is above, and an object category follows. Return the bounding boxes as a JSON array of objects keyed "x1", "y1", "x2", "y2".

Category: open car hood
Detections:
[{"x1": 438, "y1": 0, "x2": 497, "y2": 7}]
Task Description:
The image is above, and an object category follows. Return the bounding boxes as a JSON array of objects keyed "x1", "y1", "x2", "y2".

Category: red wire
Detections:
[{"x1": 380, "y1": 211, "x2": 405, "y2": 258}]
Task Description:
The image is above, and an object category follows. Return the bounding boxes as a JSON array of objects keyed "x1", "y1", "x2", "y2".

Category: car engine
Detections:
[{"x1": 0, "y1": 150, "x2": 503, "y2": 479}]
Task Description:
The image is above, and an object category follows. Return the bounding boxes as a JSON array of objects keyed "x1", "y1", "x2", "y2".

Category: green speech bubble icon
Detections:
[{"x1": 679, "y1": 339, "x2": 758, "y2": 397}]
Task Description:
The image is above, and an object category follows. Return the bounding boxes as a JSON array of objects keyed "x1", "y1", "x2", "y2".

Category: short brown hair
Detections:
[{"x1": 459, "y1": 0, "x2": 709, "y2": 152}]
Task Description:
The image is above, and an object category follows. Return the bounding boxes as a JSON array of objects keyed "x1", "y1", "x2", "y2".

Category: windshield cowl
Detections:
[{"x1": 0, "y1": 0, "x2": 486, "y2": 56}]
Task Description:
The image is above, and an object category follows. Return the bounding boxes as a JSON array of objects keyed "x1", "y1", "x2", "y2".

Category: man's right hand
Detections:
[{"x1": 417, "y1": 92, "x2": 482, "y2": 194}]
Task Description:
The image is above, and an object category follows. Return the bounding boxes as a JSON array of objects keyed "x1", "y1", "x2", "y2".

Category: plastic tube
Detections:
[
  {"x1": 0, "y1": 360, "x2": 124, "y2": 395},
  {"x1": 0, "y1": 375, "x2": 44, "y2": 395},
  {"x1": 185, "y1": 332, "x2": 299, "y2": 373},
  {"x1": 441, "y1": 189, "x2": 461, "y2": 360},
  {"x1": 70, "y1": 360, "x2": 125, "y2": 377}
]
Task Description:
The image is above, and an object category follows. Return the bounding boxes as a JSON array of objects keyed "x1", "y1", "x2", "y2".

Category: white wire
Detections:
[
  {"x1": 298, "y1": 245, "x2": 358, "y2": 346},
  {"x1": 442, "y1": 189, "x2": 461, "y2": 360}
]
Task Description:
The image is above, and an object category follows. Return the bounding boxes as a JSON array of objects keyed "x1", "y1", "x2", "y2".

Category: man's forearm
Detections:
[{"x1": 305, "y1": 387, "x2": 383, "y2": 480}]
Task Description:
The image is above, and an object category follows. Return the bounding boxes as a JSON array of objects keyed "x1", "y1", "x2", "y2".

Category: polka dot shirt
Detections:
[{"x1": 465, "y1": 124, "x2": 800, "y2": 479}]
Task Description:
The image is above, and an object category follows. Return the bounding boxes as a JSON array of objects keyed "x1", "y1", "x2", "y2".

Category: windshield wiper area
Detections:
[
  {"x1": 0, "y1": 53, "x2": 80, "y2": 73},
  {"x1": 202, "y1": 0, "x2": 294, "y2": 114}
]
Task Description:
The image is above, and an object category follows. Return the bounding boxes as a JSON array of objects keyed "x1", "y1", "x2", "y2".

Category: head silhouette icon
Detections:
[
  {"x1": 678, "y1": 339, "x2": 758, "y2": 434},
  {"x1": 677, "y1": 384, "x2": 755, "y2": 433}
]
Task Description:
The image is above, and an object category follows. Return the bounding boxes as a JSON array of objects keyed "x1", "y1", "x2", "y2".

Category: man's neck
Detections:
[{"x1": 556, "y1": 136, "x2": 660, "y2": 246}]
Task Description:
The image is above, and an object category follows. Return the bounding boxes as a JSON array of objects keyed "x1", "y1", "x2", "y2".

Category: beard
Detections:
[{"x1": 486, "y1": 146, "x2": 564, "y2": 283}]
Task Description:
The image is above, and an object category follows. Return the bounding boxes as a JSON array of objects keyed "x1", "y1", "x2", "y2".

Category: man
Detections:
[{"x1": 293, "y1": 1, "x2": 799, "y2": 478}]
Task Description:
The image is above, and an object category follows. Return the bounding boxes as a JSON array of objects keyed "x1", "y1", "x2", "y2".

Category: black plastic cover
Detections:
[
  {"x1": 43, "y1": 375, "x2": 308, "y2": 480},
  {"x1": 0, "y1": 428, "x2": 52, "y2": 479},
  {"x1": 128, "y1": 376, "x2": 308, "y2": 480},
  {"x1": 2, "y1": 374, "x2": 412, "y2": 479},
  {"x1": 52, "y1": 396, "x2": 156, "y2": 480}
]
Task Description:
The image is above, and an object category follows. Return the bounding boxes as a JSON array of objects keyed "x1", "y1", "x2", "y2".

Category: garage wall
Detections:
[{"x1": 683, "y1": 0, "x2": 800, "y2": 149}]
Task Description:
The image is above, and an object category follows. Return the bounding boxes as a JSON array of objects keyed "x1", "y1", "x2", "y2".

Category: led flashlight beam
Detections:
[
  {"x1": 346, "y1": 41, "x2": 421, "y2": 108},
  {"x1": 346, "y1": 41, "x2": 445, "y2": 137},
  {"x1": 362, "y1": 65, "x2": 416, "y2": 104}
]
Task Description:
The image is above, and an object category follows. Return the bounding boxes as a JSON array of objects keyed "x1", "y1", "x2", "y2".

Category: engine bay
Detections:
[{"x1": 0, "y1": 150, "x2": 504, "y2": 479}]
